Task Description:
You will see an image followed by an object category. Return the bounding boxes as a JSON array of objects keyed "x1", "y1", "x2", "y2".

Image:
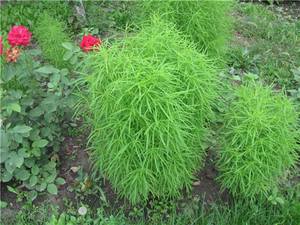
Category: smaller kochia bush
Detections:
[
  {"x1": 217, "y1": 82, "x2": 298, "y2": 199},
  {"x1": 136, "y1": 0, "x2": 235, "y2": 59},
  {"x1": 35, "y1": 14, "x2": 71, "y2": 68},
  {"x1": 82, "y1": 17, "x2": 218, "y2": 203}
]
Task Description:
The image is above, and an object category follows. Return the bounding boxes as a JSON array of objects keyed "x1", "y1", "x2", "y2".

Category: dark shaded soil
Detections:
[
  {"x1": 191, "y1": 150, "x2": 231, "y2": 204},
  {"x1": 1, "y1": 132, "x2": 231, "y2": 221}
]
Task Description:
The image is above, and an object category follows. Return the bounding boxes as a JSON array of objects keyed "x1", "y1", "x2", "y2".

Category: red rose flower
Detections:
[
  {"x1": 7, "y1": 25, "x2": 32, "y2": 47},
  {"x1": 80, "y1": 34, "x2": 101, "y2": 52},
  {"x1": 0, "y1": 36, "x2": 3, "y2": 55}
]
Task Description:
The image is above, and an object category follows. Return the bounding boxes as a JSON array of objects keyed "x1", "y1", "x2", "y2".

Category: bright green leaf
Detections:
[
  {"x1": 2, "y1": 171, "x2": 13, "y2": 182},
  {"x1": 32, "y1": 139, "x2": 48, "y2": 148},
  {"x1": 47, "y1": 183, "x2": 58, "y2": 195},
  {"x1": 14, "y1": 168, "x2": 30, "y2": 181},
  {"x1": 35, "y1": 66, "x2": 59, "y2": 75},
  {"x1": 55, "y1": 177, "x2": 66, "y2": 185},
  {"x1": 11, "y1": 125, "x2": 32, "y2": 134},
  {"x1": 29, "y1": 175, "x2": 38, "y2": 187},
  {"x1": 31, "y1": 165, "x2": 40, "y2": 175}
]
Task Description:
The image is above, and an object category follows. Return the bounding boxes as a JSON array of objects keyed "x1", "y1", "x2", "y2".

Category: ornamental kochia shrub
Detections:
[
  {"x1": 35, "y1": 14, "x2": 71, "y2": 69},
  {"x1": 136, "y1": 0, "x2": 234, "y2": 59},
  {"x1": 82, "y1": 18, "x2": 218, "y2": 203},
  {"x1": 0, "y1": 50, "x2": 74, "y2": 197},
  {"x1": 217, "y1": 82, "x2": 298, "y2": 199}
]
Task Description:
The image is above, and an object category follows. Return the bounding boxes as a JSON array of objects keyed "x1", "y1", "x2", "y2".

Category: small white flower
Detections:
[{"x1": 78, "y1": 206, "x2": 87, "y2": 216}]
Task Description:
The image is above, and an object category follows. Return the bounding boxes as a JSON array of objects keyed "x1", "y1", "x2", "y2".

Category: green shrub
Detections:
[
  {"x1": 0, "y1": 49, "x2": 74, "y2": 197},
  {"x1": 35, "y1": 14, "x2": 71, "y2": 68},
  {"x1": 135, "y1": 0, "x2": 234, "y2": 59},
  {"x1": 217, "y1": 82, "x2": 298, "y2": 199},
  {"x1": 81, "y1": 17, "x2": 218, "y2": 203}
]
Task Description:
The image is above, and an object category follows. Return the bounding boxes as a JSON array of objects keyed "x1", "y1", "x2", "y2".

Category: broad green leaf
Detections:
[
  {"x1": 14, "y1": 168, "x2": 30, "y2": 181},
  {"x1": 24, "y1": 159, "x2": 35, "y2": 168},
  {"x1": 5, "y1": 159, "x2": 16, "y2": 173},
  {"x1": 11, "y1": 125, "x2": 32, "y2": 134},
  {"x1": 46, "y1": 173, "x2": 56, "y2": 184},
  {"x1": 2, "y1": 171, "x2": 13, "y2": 182},
  {"x1": 6, "y1": 103, "x2": 21, "y2": 112},
  {"x1": 31, "y1": 165, "x2": 40, "y2": 175},
  {"x1": 29, "y1": 175, "x2": 38, "y2": 186},
  {"x1": 8, "y1": 152, "x2": 24, "y2": 168},
  {"x1": 55, "y1": 177, "x2": 66, "y2": 185},
  {"x1": 35, "y1": 66, "x2": 59, "y2": 75},
  {"x1": 36, "y1": 182, "x2": 47, "y2": 192},
  {"x1": 47, "y1": 183, "x2": 58, "y2": 195},
  {"x1": 32, "y1": 139, "x2": 48, "y2": 148},
  {"x1": 18, "y1": 148, "x2": 29, "y2": 158},
  {"x1": 7, "y1": 186, "x2": 18, "y2": 194}
]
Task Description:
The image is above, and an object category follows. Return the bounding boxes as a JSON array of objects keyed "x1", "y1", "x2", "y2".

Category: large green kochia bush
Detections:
[
  {"x1": 34, "y1": 14, "x2": 71, "y2": 69},
  {"x1": 82, "y1": 17, "x2": 218, "y2": 203},
  {"x1": 217, "y1": 82, "x2": 298, "y2": 199},
  {"x1": 136, "y1": 0, "x2": 235, "y2": 59}
]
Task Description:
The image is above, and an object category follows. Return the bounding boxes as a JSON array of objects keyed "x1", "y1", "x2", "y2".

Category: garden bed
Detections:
[{"x1": 1, "y1": 1, "x2": 299, "y2": 225}]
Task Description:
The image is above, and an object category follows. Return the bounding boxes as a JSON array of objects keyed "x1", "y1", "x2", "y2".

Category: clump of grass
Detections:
[
  {"x1": 135, "y1": 0, "x2": 235, "y2": 60},
  {"x1": 81, "y1": 17, "x2": 218, "y2": 203},
  {"x1": 217, "y1": 81, "x2": 298, "y2": 199},
  {"x1": 34, "y1": 14, "x2": 71, "y2": 68}
]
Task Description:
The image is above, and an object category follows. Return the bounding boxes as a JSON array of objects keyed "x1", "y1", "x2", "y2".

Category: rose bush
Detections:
[{"x1": 1, "y1": 25, "x2": 75, "y2": 199}]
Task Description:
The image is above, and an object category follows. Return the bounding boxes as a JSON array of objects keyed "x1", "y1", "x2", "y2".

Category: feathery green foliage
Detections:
[
  {"x1": 136, "y1": 0, "x2": 235, "y2": 59},
  {"x1": 82, "y1": 17, "x2": 218, "y2": 203},
  {"x1": 35, "y1": 14, "x2": 71, "y2": 68},
  {"x1": 217, "y1": 82, "x2": 298, "y2": 199}
]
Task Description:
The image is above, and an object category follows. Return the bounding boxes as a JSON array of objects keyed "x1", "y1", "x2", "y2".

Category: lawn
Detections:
[{"x1": 0, "y1": 1, "x2": 299, "y2": 225}]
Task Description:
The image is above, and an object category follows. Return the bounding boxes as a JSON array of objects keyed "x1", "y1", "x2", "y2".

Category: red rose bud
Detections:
[
  {"x1": 80, "y1": 34, "x2": 101, "y2": 52},
  {"x1": 8, "y1": 25, "x2": 32, "y2": 47}
]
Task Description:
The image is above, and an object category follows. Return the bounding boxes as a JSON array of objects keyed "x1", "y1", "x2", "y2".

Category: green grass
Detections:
[
  {"x1": 0, "y1": 1, "x2": 72, "y2": 34},
  {"x1": 80, "y1": 16, "x2": 218, "y2": 204},
  {"x1": 231, "y1": 3, "x2": 300, "y2": 88},
  {"x1": 217, "y1": 81, "x2": 298, "y2": 199},
  {"x1": 34, "y1": 14, "x2": 71, "y2": 68},
  {"x1": 135, "y1": 0, "x2": 235, "y2": 60},
  {"x1": 5, "y1": 184, "x2": 299, "y2": 225}
]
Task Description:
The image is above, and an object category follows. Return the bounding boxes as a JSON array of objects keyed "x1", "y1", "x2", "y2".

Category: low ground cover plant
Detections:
[
  {"x1": 81, "y1": 17, "x2": 218, "y2": 203},
  {"x1": 136, "y1": 0, "x2": 234, "y2": 60},
  {"x1": 217, "y1": 81, "x2": 298, "y2": 199},
  {"x1": 35, "y1": 14, "x2": 72, "y2": 69}
]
